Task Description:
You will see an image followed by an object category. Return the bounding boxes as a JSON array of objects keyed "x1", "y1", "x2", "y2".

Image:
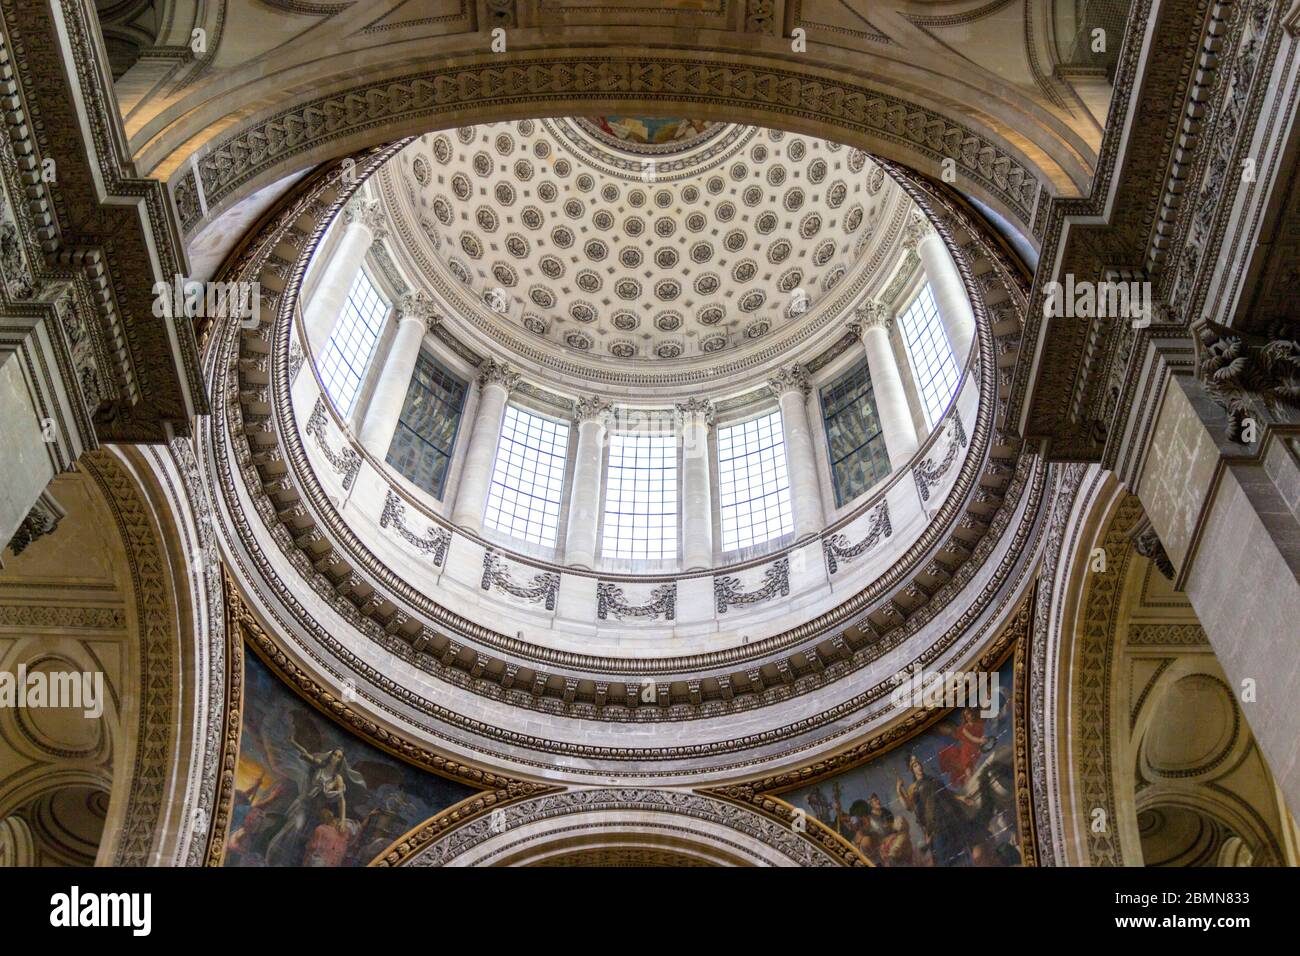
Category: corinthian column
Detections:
[
  {"x1": 767, "y1": 365, "x2": 825, "y2": 538},
  {"x1": 451, "y1": 359, "x2": 519, "y2": 531},
  {"x1": 303, "y1": 198, "x2": 386, "y2": 355},
  {"x1": 850, "y1": 302, "x2": 919, "y2": 469},
  {"x1": 358, "y1": 292, "x2": 439, "y2": 457},
  {"x1": 675, "y1": 398, "x2": 715, "y2": 570},
  {"x1": 564, "y1": 397, "x2": 613, "y2": 569},
  {"x1": 903, "y1": 211, "x2": 975, "y2": 367}
]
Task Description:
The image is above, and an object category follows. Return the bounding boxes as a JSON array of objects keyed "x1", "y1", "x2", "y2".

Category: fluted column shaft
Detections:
[
  {"x1": 676, "y1": 399, "x2": 715, "y2": 570},
  {"x1": 909, "y1": 214, "x2": 975, "y2": 367},
  {"x1": 358, "y1": 293, "x2": 437, "y2": 457},
  {"x1": 768, "y1": 366, "x2": 825, "y2": 538},
  {"x1": 451, "y1": 360, "x2": 518, "y2": 530},
  {"x1": 303, "y1": 199, "x2": 384, "y2": 354},
  {"x1": 853, "y1": 305, "x2": 920, "y2": 470},
  {"x1": 564, "y1": 399, "x2": 611, "y2": 569}
]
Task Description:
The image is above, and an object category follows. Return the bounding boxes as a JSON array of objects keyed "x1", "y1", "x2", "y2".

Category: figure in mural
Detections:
[
  {"x1": 225, "y1": 655, "x2": 478, "y2": 867},
  {"x1": 264, "y1": 742, "x2": 368, "y2": 865},
  {"x1": 784, "y1": 659, "x2": 1021, "y2": 867}
]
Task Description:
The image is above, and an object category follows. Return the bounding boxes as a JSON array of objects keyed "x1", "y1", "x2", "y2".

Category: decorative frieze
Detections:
[
  {"x1": 305, "y1": 397, "x2": 361, "y2": 490},
  {"x1": 481, "y1": 549, "x2": 559, "y2": 610},
  {"x1": 596, "y1": 582, "x2": 677, "y2": 621},
  {"x1": 379, "y1": 490, "x2": 450, "y2": 567},
  {"x1": 915, "y1": 414, "x2": 969, "y2": 502},
  {"x1": 823, "y1": 500, "x2": 893, "y2": 575},
  {"x1": 714, "y1": 556, "x2": 790, "y2": 614}
]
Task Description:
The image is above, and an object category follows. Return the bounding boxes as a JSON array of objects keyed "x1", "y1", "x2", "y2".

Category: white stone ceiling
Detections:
[{"x1": 384, "y1": 117, "x2": 904, "y2": 380}]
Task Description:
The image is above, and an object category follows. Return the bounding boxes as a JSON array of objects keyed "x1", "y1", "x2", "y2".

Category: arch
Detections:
[
  {"x1": 120, "y1": 4, "x2": 1119, "y2": 249},
  {"x1": 0, "y1": 443, "x2": 228, "y2": 867},
  {"x1": 382, "y1": 787, "x2": 846, "y2": 867},
  {"x1": 1031, "y1": 465, "x2": 1297, "y2": 866}
]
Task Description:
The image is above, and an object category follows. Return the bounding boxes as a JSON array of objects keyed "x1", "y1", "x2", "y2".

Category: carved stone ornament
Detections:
[
  {"x1": 848, "y1": 300, "x2": 894, "y2": 337},
  {"x1": 901, "y1": 210, "x2": 933, "y2": 251},
  {"x1": 915, "y1": 414, "x2": 969, "y2": 502},
  {"x1": 673, "y1": 396, "x2": 716, "y2": 428},
  {"x1": 1196, "y1": 319, "x2": 1300, "y2": 442},
  {"x1": 573, "y1": 396, "x2": 615, "y2": 426},
  {"x1": 477, "y1": 357, "x2": 521, "y2": 393},
  {"x1": 597, "y1": 581, "x2": 677, "y2": 621},
  {"x1": 5, "y1": 492, "x2": 66, "y2": 556},
  {"x1": 823, "y1": 499, "x2": 893, "y2": 574},
  {"x1": 481, "y1": 549, "x2": 559, "y2": 610},
  {"x1": 344, "y1": 198, "x2": 388, "y2": 240},
  {"x1": 305, "y1": 397, "x2": 362, "y2": 490},
  {"x1": 714, "y1": 556, "x2": 790, "y2": 614},
  {"x1": 1129, "y1": 517, "x2": 1175, "y2": 581},
  {"x1": 397, "y1": 290, "x2": 440, "y2": 331},
  {"x1": 765, "y1": 364, "x2": 811, "y2": 398},
  {"x1": 380, "y1": 490, "x2": 450, "y2": 566}
]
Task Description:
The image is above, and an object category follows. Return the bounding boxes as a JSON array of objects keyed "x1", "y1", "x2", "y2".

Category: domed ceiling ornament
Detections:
[{"x1": 383, "y1": 119, "x2": 908, "y2": 389}]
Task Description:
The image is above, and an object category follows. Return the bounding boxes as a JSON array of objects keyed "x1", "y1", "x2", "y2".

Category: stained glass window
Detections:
[
  {"x1": 821, "y1": 357, "x2": 889, "y2": 506},
  {"x1": 385, "y1": 352, "x2": 466, "y2": 499}
]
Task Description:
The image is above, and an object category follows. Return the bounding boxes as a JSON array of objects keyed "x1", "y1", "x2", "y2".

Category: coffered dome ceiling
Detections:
[{"x1": 380, "y1": 117, "x2": 911, "y2": 390}]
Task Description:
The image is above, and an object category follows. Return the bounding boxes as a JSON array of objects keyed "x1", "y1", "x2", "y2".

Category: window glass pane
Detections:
[
  {"x1": 820, "y1": 357, "x2": 888, "y2": 506},
  {"x1": 602, "y1": 433, "x2": 678, "y2": 561},
  {"x1": 318, "y1": 269, "x2": 388, "y2": 416},
  {"x1": 718, "y1": 411, "x2": 793, "y2": 551},
  {"x1": 898, "y1": 282, "x2": 960, "y2": 428},
  {"x1": 484, "y1": 406, "x2": 570, "y2": 547},
  {"x1": 385, "y1": 352, "x2": 467, "y2": 499}
]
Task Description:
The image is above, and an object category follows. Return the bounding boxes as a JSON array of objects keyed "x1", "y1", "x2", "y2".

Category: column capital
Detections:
[
  {"x1": 901, "y1": 210, "x2": 933, "y2": 252},
  {"x1": 477, "y1": 357, "x2": 520, "y2": 393},
  {"x1": 574, "y1": 395, "x2": 615, "y2": 427},
  {"x1": 396, "y1": 291, "x2": 440, "y2": 332},
  {"x1": 344, "y1": 198, "x2": 388, "y2": 240},
  {"x1": 849, "y1": 300, "x2": 895, "y2": 338},
  {"x1": 766, "y1": 364, "x2": 811, "y2": 399},
  {"x1": 674, "y1": 396, "x2": 716, "y2": 428}
]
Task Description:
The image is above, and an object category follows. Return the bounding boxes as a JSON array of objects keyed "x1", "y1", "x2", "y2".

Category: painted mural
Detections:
[
  {"x1": 784, "y1": 658, "x2": 1022, "y2": 867},
  {"x1": 224, "y1": 653, "x2": 478, "y2": 866}
]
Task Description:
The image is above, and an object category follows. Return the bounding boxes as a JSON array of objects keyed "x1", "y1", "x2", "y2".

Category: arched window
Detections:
[
  {"x1": 602, "y1": 433, "x2": 678, "y2": 561},
  {"x1": 319, "y1": 268, "x2": 388, "y2": 415},
  {"x1": 717, "y1": 410, "x2": 793, "y2": 551},
  {"x1": 898, "y1": 283, "x2": 959, "y2": 428},
  {"x1": 484, "y1": 406, "x2": 570, "y2": 546}
]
